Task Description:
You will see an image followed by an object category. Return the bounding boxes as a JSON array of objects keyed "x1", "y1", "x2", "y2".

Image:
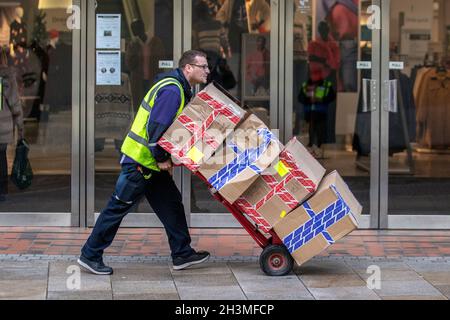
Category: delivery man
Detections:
[{"x1": 78, "y1": 50, "x2": 211, "y2": 275}]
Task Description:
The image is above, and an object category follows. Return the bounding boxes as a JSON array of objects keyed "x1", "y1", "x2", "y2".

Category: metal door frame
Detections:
[
  {"x1": 186, "y1": 0, "x2": 283, "y2": 227},
  {"x1": 283, "y1": 0, "x2": 382, "y2": 229},
  {"x1": 379, "y1": 0, "x2": 450, "y2": 229},
  {"x1": 0, "y1": 0, "x2": 82, "y2": 227},
  {"x1": 85, "y1": 0, "x2": 182, "y2": 227}
]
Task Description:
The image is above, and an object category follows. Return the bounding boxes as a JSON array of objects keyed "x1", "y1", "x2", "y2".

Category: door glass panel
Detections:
[
  {"x1": 1, "y1": 1, "x2": 73, "y2": 212},
  {"x1": 190, "y1": 0, "x2": 273, "y2": 214},
  {"x1": 291, "y1": 0, "x2": 371, "y2": 215},
  {"x1": 94, "y1": 0, "x2": 174, "y2": 213},
  {"x1": 388, "y1": 0, "x2": 450, "y2": 215}
]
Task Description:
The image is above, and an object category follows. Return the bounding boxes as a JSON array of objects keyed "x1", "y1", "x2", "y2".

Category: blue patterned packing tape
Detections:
[
  {"x1": 208, "y1": 128, "x2": 277, "y2": 192},
  {"x1": 283, "y1": 185, "x2": 357, "y2": 254}
]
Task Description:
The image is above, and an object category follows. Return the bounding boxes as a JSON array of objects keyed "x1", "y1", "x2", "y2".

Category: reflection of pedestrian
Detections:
[
  {"x1": 0, "y1": 65, "x2": 24, "y2": 202},
  {"x1": 316, "y1": 0, "x2": 358, "y2": 92},
  {"x1": 298, "y1": 75, "x2": 336, "y2": 158},
  {"x1": 245, "y1": 35, "x2": 269, "y2": 95},
  {"x1": 307, "y1": 21, "x2": 340, "y2": 84}
]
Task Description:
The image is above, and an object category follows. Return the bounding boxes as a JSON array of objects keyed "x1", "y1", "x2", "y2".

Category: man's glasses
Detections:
[{"x1": 189, "y1": 63, "x2": 209, "y2": 70}]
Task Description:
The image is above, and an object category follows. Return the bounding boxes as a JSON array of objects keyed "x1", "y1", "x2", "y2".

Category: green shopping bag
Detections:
[{"x1": 11, "y1": 139, "x2": 33, "y2": 190}]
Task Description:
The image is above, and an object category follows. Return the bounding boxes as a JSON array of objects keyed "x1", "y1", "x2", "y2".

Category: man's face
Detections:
[{"x1": 188, "y1": 56, "x2": 210, "y2": 85}]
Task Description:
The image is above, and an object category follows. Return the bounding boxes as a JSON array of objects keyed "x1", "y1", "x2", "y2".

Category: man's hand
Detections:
[{"x1": 157, "y1": 159, "x2": 173, "y2": 175}]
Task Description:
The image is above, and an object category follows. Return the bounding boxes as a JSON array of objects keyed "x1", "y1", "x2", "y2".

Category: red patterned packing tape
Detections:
[
  {"x1": 235, "y1": 149, "x2": 317, "y2": 233},
  {"x1": 158, "y1": 91, "x2": 243, "y2": 171}
]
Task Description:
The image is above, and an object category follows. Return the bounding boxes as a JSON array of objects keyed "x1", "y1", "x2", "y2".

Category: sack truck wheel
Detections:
[{"x1": 259, "y1": 245, "x2": 294, "y2": 276}]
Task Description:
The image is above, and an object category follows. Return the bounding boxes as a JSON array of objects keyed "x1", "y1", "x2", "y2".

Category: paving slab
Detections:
[
  {"x1": 111, "y1": 280, "x2": 177, "y2": 296},
  {"x1": 307, "y1": 286, "x2": 381, "y2": 300},
  {"x1": 112, "y1": 263, "x2": 173, "y2": 282},
  {"x1": 435, "y1": 285, "x2": 450, "y2": 298},
  {"x1": 299, "y1": 273, "x2": 367, "y2": 288},
  {"x1": 0, "y1": 261, "x2": 49, "y2": 281},
  {"x1": 47, "y1": 291, "x2": 113, "y2": 300},
  {"x1": 405, "y1": 261, "x2": 450, "y2": 273},
  {"x1": 295, "y1": 259, "x2": 355, "y2": 275},
  {"x1": 48, "y1": 261, "x2": 111, "y2": 292},
  {"x1": 414, "y1": 272, "x2": 450, "y2": 286},
  {"x1": 373, "y1": 280, "x2": 445, "y2": 298},
  {"x1": 0, "y1": 280, "x2": 47, "y2": 300},
  {"x1": 176, "y1": 285, "x2": 246, "y2": 300},
  {"x1": 229, "y1": 263, "x2": 314, "y2": 300}
]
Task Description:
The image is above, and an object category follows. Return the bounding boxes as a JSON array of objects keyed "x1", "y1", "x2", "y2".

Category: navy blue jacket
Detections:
[{"x1": 121, "y1": 68, "x2": 193, "y2": 165}]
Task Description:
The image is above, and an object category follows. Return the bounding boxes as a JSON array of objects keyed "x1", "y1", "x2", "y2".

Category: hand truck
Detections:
[{"x1": 193, "y1": 171, "x2": 295, "y2": 277}]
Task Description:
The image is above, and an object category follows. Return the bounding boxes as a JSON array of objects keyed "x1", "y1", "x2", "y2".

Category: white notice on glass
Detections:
[
  {"x1": 96, "y1": 14, "x2": 121, "y2": 49},
  {"x1": 96, "y1": 51, "x2": 121, "y2": 85}
]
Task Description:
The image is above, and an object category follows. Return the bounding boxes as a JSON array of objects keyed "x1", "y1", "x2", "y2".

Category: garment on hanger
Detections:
[
  {"x1": 353, "y1": 70, "x2": 416, "y2": 156},
  {"x1": 415, "y1": 68, "x2": 450, "y2": 148}
]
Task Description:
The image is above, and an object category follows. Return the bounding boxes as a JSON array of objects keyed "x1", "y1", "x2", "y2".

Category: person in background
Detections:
[{"x1": 0, "y1": 64, "x2": 24, "y2": 202}]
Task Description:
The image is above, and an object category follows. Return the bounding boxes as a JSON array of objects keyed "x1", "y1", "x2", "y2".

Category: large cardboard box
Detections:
[
  {"x1": 274, "y1": 171, "x2": 362, "y2": 266},
  {"x1": 158, "y1": 83, "x2": 247, "y2": 171},
  {"x1": 199, "y1": 114, "x2": 283, "y2": 204},
  {"x1": 235, "y1": 137, "x2": 326, "y2": 233}
]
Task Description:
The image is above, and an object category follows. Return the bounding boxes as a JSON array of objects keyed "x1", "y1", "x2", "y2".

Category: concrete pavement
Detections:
[{"x1": 0, "y1": 255, "x2": 449, "y2": 300}]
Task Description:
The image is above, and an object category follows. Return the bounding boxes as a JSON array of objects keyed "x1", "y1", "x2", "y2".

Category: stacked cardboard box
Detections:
[
  {"x1": 158, "y1": 83, "x2": 247, "y2": 171},
  {"x1": 198, "y1": 114, "x2": 283, "y2": 204},
  {"x1": 274, "y1": 171, "x2": 362, "y2": 266},
  {"x1": 158, "y1": 84, "x2": 362, "y2": 267},
  {"x1": 235, "y1": 137, "x2": 326, "y2": 233}
]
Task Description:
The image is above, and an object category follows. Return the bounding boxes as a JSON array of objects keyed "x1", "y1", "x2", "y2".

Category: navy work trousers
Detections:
[{"x1": 82, "y1": 163, "x2": 195, "y2": 261}]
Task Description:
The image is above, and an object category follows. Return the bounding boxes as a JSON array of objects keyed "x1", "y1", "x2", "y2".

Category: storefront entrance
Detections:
[{"x1": 1, "y1": 0, "x2": 449, "y2": 229}]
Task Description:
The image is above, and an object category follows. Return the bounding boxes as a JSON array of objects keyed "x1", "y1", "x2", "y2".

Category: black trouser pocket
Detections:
[{"x1": 114, "y1": 165, "x2": 146, "y2": 204}]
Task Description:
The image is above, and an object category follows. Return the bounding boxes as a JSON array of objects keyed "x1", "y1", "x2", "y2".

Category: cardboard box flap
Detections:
[
  {"x1": 283, "y1": 138, "x2": 326, "y2": 184},
  {"x1": 202, "y1": 83, "x2": 247, "y2": 119},
  {"x1": 316, "y1": 171, "x2": 363, "y2": 225}
]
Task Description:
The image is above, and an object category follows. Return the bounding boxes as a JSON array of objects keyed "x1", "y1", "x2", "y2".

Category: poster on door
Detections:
[
  {"x1": 96, "y1": 14, "x2": 121, "y2": 49},
  {"x1": 96, "y1": 51, "x2": 121, "y2": 85}
]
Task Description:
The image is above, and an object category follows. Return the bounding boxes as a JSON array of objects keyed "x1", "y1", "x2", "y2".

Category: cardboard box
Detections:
[
  {"x1": 199, "y1": 114, "x2": 283, "y2": 204},
  {"x1": 158, "y1": 83, "x2": 247, "y2": 171},
  {"x1": 235, "y1": 137, "x2": 326, "y2": 233},
  {"x1": 274, "y1": 171, "x2": 362, "y2": 266}
]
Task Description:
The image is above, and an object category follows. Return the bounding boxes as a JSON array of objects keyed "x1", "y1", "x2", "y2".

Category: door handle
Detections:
[
  {"x1": 362, "y1": 79, "x2": 377, "y2": 112},
  {"x1": 383, "y1": 79, "x2": 398, "y2": 113}
]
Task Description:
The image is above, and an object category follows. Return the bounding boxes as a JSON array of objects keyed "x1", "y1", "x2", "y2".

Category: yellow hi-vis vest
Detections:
[{"x1": 121, "y1": 77, "x2": 185, "y2": 171}]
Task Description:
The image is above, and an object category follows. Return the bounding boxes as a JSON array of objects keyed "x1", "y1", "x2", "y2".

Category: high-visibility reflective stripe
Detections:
[
  {"x1": 141, "y1": 99, "x2": 152, "y2": 112},
  {"x1": 128, "y1": 131, "x2": 150, "y2": 147}
]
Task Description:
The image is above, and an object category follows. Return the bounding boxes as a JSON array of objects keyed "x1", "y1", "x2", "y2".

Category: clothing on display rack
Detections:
[
  {"x1": 353, "y1": 69, "x2": 416, "y2": 156},
  {"x1": 414, "y1": 67, "x2": 450, "y2": 149}
]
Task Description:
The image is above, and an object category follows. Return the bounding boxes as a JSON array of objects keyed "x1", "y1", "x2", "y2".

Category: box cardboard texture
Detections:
[
  {"x1": 274, "y1": 171, "x2": 362, "y2": 266},
  {"x1": 158, "y1": 83, "x2": 246, "y2": 171},
  {"x1": 235, "y1": 137, "x2": 326, "y2": 233},
  {"x1": 199, "y1": 114, "x2": 283, "y2": 204}
]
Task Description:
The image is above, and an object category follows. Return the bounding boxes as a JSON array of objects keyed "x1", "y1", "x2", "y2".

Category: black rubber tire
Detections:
[{"x1": 259, "y1": 245, "x2": 294, "y2": 276}]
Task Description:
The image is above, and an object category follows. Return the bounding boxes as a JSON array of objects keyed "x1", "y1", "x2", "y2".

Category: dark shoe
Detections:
[
  {"x1": 77, "y1": 255, "x2": 113, "y2": 275},
  {"x1": 173, "y1": 251, "x2": 210, "y2": 270}
]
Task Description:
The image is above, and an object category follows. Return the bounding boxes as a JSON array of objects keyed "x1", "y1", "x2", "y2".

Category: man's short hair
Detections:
[{"x1": 179, "y1": 50, "x2": 207, "y2": 69}]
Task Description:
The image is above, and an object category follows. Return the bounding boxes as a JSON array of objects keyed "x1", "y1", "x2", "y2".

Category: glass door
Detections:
[
  {"x1": 86, "y1": 0, "x2": 178, "y2": 227},
  {"x1": 284, "y1": 0, "x2": 382, "y2": 228},
  {"x1": 186, "y1": 0, "x2": 280, "y2": 227},
  {"x1": 0, "y1": 0, "x2": 81, "y2": 226},
  {"x1": 383, "y1": 0, "x2": 450, "y2": 228}
]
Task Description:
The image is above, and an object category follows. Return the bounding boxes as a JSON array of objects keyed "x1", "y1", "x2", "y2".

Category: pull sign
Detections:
[
  {"x1": 389, "y1": 61, "x2": 404, "y2": 70},
  {"x1": 357, "y1": 61, "x2": 372, "y2": 69},
  {"x1": 367, "y1": 5, "x2": 381, "y2": 30},
  {"x1": 159, "y1": 61, "x2": 174, "y2": 69}
]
